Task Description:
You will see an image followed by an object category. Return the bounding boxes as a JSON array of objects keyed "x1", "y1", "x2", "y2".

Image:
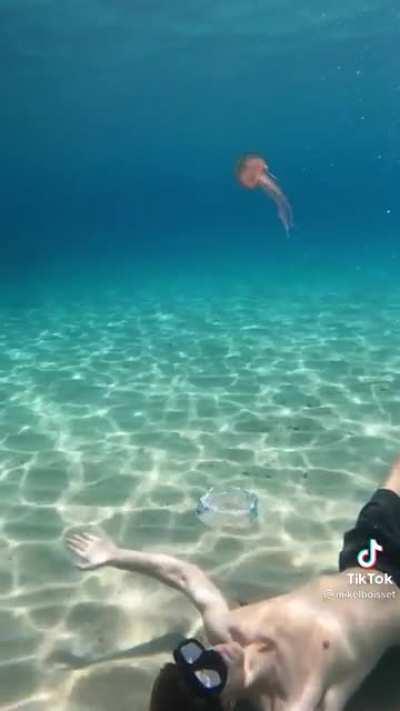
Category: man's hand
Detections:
[
  {"x1": 66, "y1": 532, "x2": 119, "y2": 570},
  {"x1": 65, "y1": 531, "x2": 232, "y2": 643}
]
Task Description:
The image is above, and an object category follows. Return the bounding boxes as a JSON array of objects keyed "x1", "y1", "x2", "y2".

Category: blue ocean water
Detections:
[
  {"x1": 1, "y1": 0, "x2": 399, "y2": 288},
  {"x1": 1, "y1": 1, "x2": 400, "y2": 709}
]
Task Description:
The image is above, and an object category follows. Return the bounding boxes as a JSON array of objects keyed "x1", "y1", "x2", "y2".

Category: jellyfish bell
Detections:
[
  {"x1": 235, "y1": 153, "x2": 293, "y2": 235},
  {"x1": 236, "y1": 154, "x2": 268, "y2": 189}
]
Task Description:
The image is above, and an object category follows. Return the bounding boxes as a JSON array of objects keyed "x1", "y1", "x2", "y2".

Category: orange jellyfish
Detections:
[{"x1": 236, "y1": 154, "x2": 293, "y2": 235}]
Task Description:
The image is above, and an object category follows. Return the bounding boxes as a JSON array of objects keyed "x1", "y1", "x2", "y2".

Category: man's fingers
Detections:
[
  {"x1": 78, "y1": 532, "x2": 96, "y2": 542},
  {"x1": 67, "y1": 541, "x2": 86, "y2": 557},
  {"x1": 67, "y1": 532, "x2": 97, "y2": 547},
  {"x1": 64, "y1": 531, "x2": 105, "y2": 573},
  {"x1": 72, "y1": 532, "x2": 99, "y2": 545},
  {"x1": 66, "y1": 536, "x2": 86, "y2": 548},
  {"x1": 67, "y1": 534, "x2": 88, "y2": 546}
]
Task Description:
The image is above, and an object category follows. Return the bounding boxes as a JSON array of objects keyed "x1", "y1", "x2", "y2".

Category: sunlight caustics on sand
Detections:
[{"x1": 0, "y1": 290, "x2": 399, "y2": 709}]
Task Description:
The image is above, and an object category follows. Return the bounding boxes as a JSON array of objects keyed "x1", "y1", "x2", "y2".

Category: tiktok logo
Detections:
[{"x1": 357, "y1": 538, "x2": 383, "y2": 569}]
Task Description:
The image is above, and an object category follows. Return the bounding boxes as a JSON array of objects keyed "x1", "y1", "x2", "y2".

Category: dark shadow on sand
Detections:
[
  {"x1": 48, "y1": 631, "x2": 186, "y2": 670},
  {"x1": 49, "y1": 631, "x2": 400, "y2": 710}
]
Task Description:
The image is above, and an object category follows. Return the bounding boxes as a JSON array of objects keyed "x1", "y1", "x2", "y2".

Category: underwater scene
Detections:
[{"x1": 1, "y1": 0, "x2": 400, "y2": 709}]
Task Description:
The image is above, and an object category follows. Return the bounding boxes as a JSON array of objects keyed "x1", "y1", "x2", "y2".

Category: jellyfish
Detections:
[{"x1": 236, "y1": 154, "x2": 293, "y2": 235}]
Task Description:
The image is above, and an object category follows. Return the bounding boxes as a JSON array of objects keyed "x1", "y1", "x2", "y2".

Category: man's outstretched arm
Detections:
[{"x1": 66, "y1": 532, "x2": 232, "y2": 643}]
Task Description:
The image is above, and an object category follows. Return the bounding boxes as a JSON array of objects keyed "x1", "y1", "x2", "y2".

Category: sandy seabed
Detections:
[{"x1": 1, "y1": 288, "x2": 400, "y2": 710}]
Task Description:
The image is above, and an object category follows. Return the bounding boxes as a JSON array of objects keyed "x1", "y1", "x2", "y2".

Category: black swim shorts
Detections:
[{"x1": 339, "y1": 488, "x2": 400, "y2": 587}]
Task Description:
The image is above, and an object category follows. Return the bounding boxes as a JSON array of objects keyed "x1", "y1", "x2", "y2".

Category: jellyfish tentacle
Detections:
[
  {"x1": 258, "y1": 174, "x2": 293, "y2": 235},
  {"x1": 277, "y1": 198, "x2": 293, "y2": 236},
  {"x1": 277, "y1": 192, "x2": 294, "y2": 234}
]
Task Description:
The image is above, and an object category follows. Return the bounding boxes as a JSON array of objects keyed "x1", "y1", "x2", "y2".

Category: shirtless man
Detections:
[{"x1": 66, "y1": 456, "x2": 400, "y2": 711}]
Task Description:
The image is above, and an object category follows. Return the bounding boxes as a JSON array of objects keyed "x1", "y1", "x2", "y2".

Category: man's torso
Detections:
[{"x1": 226, "y1": 569, "x2": 400, "y2": 709}]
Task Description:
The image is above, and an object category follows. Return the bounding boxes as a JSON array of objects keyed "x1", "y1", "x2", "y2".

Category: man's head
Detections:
[
  {"x1": 149, "y1": 663, "x2": 224, "y2": 711},
  {"x1": 149, "y1": 639, "x2": 247, "y2": 711}
]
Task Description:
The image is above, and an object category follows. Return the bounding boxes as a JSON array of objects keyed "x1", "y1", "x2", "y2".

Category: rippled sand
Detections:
[{"x1": 1, "y1": 288, "x2": 400, "y2": 709}]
